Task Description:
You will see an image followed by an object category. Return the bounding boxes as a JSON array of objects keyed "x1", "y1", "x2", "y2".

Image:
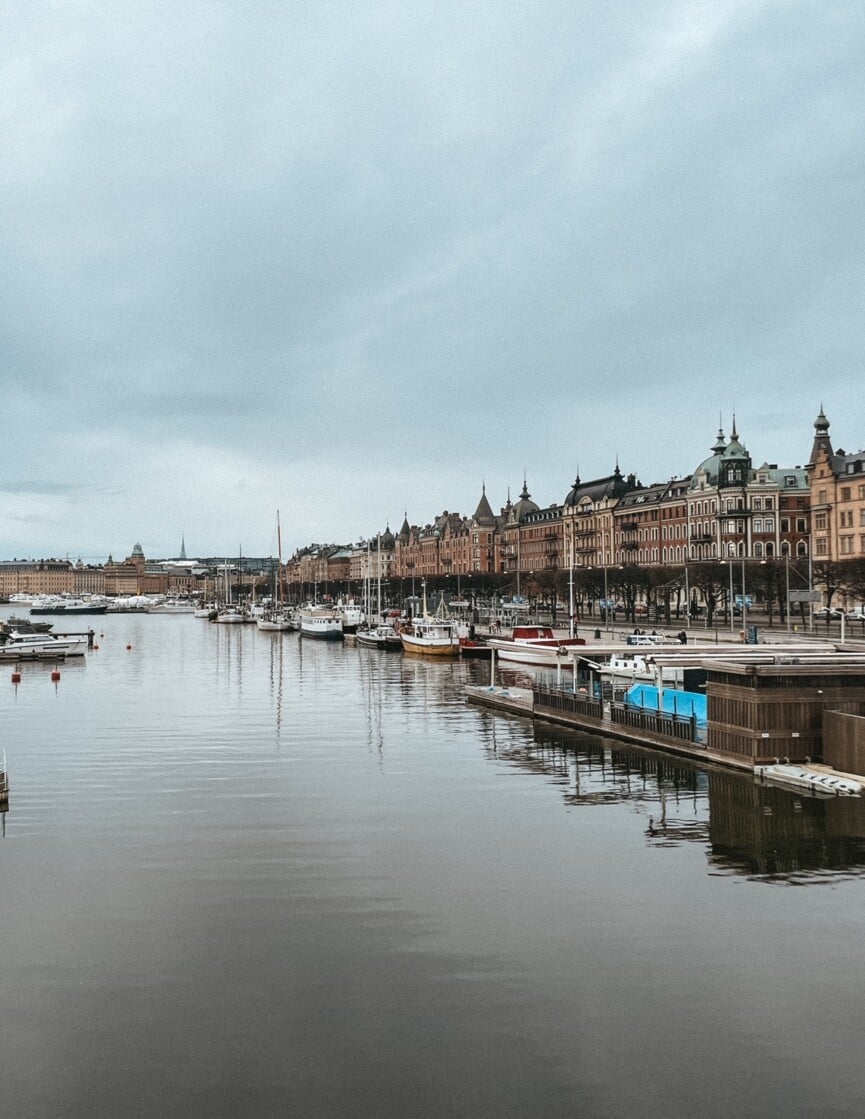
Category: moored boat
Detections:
[
  {"x1": 216, "y1": 606, "x2": 245, "y2": 624},
  {"x1": 487, "y1": 625, "x2": 586, "y2": 667},
  {"x1": 30, "y1": 595, "x2": 108, "y2": 616},
  {"x1": 0, "y1": 629, "x2": 88, "y2": 659},
  {"x1": 356, "y1": 624, "x2": 403, "y2": 651},
  {"x1": 400, "y1": 586, "x2": 459, "y2": 656},
  {"x1": 299, "y1": 607, "x2": 344, "y2": 640}
]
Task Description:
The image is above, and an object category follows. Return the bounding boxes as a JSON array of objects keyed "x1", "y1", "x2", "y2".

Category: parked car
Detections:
[
  {"x1": 813, "y1": 607, "x2": 844, "y2": 621},
  {"x1": 626, "y1": 633, "x2": 670, "y2": 646},
  {"x1": 845, "y1": 609, "x2": 865, "y2": 621}
]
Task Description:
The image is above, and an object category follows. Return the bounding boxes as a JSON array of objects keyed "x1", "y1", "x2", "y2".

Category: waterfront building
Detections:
[
  {"x1": 0, "y1": 558, "x2": 74, "y2": 598},
  {"x1": 348, "y1": 527, "x2": 396, "y2": 588},
  {"x1": 285, "y1": 544, "x2": 351, "y2": 600},
  {"x1": 658, "y1": 476, "x2": 690, "y2": 566},
  {"x1": 562, "y1": 465, "x2": 637, "y2": 571},
  {"x1": 808, "y1": 407, "x2": 865, "y2": 562},
  {"x1": 686, "y1": 421, "x2": 810, "y2": 562},
  {"x1": 612, "y1": 481, "x2": 668, "y2": 567},
  {"x1": 72, "y1": 560, "x2": 106, "y2": 596}
]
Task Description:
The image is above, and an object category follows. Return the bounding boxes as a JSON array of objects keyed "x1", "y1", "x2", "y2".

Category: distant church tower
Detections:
[{"x1": 180, "y1": 536, "x2": 187, "y2": 561}]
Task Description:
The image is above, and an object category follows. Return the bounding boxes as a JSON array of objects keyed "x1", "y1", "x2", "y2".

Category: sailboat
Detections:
[
  {"x1": 356, "y1": 534, "x2": 401, "y2": 650},
  {"x1": 257, "y1": 512, "x2": 295, "y2": 631},
  {"x1": 216, "y1": 558, "x2": 244, "y2": 623}
]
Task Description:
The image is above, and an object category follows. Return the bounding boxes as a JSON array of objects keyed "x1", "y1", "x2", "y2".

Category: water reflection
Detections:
[{"x1": 479, "y1": 713, "x2": 865, "y2": 882}]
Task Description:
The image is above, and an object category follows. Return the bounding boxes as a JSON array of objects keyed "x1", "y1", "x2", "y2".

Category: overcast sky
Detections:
[{"x1": 3, "y1": 1, "x2": 863, "y2": 562}]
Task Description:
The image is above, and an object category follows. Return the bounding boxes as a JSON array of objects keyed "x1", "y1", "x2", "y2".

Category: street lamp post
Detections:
[
  {"x1": 568, "y1": 524, "x2": 575, "y2": 639},
  {"x1": 741, "y1": 556, "x2": 747, "y2": 639},
  {"x1": 684, "y1": 561, "x2": 691, "y2": 629},
  {"x1": 727, "y1": 558, "x2": 734, "y2": 634}
]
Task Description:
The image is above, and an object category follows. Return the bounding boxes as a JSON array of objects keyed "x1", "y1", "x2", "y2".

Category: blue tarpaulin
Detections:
[{"x1": 624, "y1": 684, "x2": 707, "y2": 726}]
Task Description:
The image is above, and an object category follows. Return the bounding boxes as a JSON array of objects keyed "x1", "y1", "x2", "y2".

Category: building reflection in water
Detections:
[{"x1": 477, "y1": 713, "x2": 865, "y2": 882}]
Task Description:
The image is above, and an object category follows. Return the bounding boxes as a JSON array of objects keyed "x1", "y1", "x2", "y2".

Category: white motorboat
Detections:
[
  {"x1": 0, "y1": 629, "x2": 88, "y2": 659},
  {"x1": 335, "y1": 601, "x2": 365, "y2": 634},
  {"x1": 147, "y1": 598, "x2": 197, "y2": 614},
  {"x1": 487, "y1": 625, "x2": 587, "y2": 666}
]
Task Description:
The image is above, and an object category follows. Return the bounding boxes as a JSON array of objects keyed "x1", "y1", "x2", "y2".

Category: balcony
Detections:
[
  {"x1": 621, "y1": 541, "x2": 638, "y2": 552},
  {"x1": 619, "y1": 521, "x2": 639, "y2": 533}
]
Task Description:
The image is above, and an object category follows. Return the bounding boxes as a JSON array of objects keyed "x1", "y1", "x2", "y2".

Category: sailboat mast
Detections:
[{"x1": 276, "y1": 510, "x2": 283, "y2": 606}]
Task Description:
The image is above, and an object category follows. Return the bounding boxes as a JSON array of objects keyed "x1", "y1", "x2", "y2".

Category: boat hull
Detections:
[
  {"x1": 299, "y1": 613, "x2": 344, "y2": 640},
  {"x1": 488, "y1": 640, "x2": 583, "y2": 667},
  {"x1": 400, "y1": 635, "x2": 459, "y2": 656},
  {"x1": 0, "y1": 633, "x2": 88, "y2": 658}
]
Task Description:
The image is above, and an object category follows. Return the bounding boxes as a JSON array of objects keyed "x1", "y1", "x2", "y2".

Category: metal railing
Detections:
[
  {"x1": 533, "y1": 686, "x2": 604, "y2": 721},
  {"x1": 610, "y1": 702, "x2": 699, "y2": 743}
]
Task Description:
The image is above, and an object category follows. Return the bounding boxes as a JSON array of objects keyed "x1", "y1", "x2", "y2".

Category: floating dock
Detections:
[{"x1": 467, "y1": 640, "x2": 865, "y2": 779}]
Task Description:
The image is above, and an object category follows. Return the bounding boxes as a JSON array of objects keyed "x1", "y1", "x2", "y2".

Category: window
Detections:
[
  {"x1": 764, "y1": 517, "x2": 774, "y2": 532},
  {"x1": 816, "y1": 537, "x2": 828, "y2": 555},
  {"x1": 753, "y1": 498, "x2": 762, "y2": 510},
  {"x1": 815, "y1": 513, "x2": 827, "y2": 530},
  {"x1": 841, "y1": 487, "x2": 852, "y2": 501},
  {"x1": 796, "y1": 517, "x2": 806, "y2": 532},
  {"x1": 764, "y1": 498, "x2": 773, "y2": 509},
  {"x1": 780, "y1": 518, "x2": 790, "y2": 532},
  {"x1": 859, "y1": 485, "x2": 865, "y2": 500},
  {"x1": 754, "y1": 518, "x2": 763, "y2": 533},
  {"x1": 754, "y1": 542, "x2": 763, "y2": 557},
  {"x1": 819, "y1": 489, "x2": 827, "y2": 504}
]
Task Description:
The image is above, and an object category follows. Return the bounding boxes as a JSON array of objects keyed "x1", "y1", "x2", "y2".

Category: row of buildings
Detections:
[
  {"x1": 287, "y1": 408, "x2": 862, "y2": 591},
  {"x1": 3, "y1": 410, "x2": 864, "y2": 602}
]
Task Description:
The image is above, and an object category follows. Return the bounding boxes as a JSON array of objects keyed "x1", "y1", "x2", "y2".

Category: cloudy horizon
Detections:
[{"x1": 3, "y1": 1, "x2": 864, "y2": 562}]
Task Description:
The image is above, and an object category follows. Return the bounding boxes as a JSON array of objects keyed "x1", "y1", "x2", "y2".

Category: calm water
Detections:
[{"x1": 2, "y1": 609, "x2": 865, "y2": 1118}]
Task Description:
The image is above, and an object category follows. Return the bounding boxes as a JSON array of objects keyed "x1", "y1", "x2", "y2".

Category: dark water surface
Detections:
[{"x1": 2, "y1": 610, "x2": 865, "y2": 1118}]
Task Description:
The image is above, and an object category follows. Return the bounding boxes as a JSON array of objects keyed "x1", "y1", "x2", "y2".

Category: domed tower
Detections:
[
  {"x1": 689, "y1": 425, "x2": 728, "y2": 491},
  {"x1": 510, "y1": 479, "x2": 539, "y2": 524},
  {"x1": 808, "y1": 406, "x2": 834, "y2": 470},
  {"x1": 718, "y1": 418, "x2": 751, "y2": 488}
]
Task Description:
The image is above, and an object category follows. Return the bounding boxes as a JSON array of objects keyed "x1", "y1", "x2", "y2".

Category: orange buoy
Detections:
[
  {"x1": 51, "y1": 670, "x2": 61, "y2": 682},
  {"x1": 11, "y1": 672, "x2": 21, "y2": 684}
]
